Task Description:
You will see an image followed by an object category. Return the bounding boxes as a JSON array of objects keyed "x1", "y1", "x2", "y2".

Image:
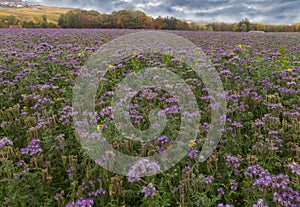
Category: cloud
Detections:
[{"x1": 35, "y1": 0, "x2": 300, "y2": 24}]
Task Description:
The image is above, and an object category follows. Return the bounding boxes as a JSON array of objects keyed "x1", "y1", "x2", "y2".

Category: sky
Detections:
[{"x1": 33, "y1": 0, "x2": 300, "y2": 24}]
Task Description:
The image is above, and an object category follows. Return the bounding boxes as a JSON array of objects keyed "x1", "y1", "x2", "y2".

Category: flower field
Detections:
[{"x1": 0, "y1": 29, "x2": 299, "y2": 207}]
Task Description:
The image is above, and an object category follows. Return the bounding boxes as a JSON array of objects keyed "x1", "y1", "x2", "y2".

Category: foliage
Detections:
[{"x1": 1, "y1": 6, "x2": 299, "y2": 31}]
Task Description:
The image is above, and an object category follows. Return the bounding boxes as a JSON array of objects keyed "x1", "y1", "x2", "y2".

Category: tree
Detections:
[
  {"x1": 239, "y1": 18, "x2": 251, "y2": 31},
  {"x1": 218, "y1": 22, "x2": 226, "y2": 31},
  {"x1": 64, "y1": 10, "x2": 80, "y2": 28},
  {"x1": 164, "y1": 16, "x2": 178, "y2": 30},
  {"x1": 135, "y1": 11, "x2": 152, "y2": 29},
  {"x1": 151, "y1": 16, "x2": 166, "y2": 30},
  {"x1": 101, "y1": 14, "x2": 112, "y2": 28},
  {"x1": 58, "y1": 14, "x2": 65, "y2": 28},
  {"x1": 240, "y1": 23, "x2": 247, "y2": 32},
  {"x1": 207, "y1": 25, "x2": 213, "y2": 31},
  {"x1": 199, "y1": 24, "x2": 208, "y2": 31},
  {"x1": 256, "y1": 23, "x2": 266, "y2": 31},
  {"x1": 48, "y1": 22, "x2": 58, "y2": 28},
  {"x1": 233, "y1": 23, "x2": 239, "y2": 32},
  {"x1": 87, "y1": 10, "x2": 102, "y2": 28},
  {"x1": 39, "y1": 14, "x2": 49, "y2": 28},
  {"x1": 7, "y1": 15, "x2": 17, "y2": 25},
  {"x1": 0, "y1": 16, "x2": 9, "y2": 28},
  {"x1": 21, "y1": 20, "x2": 36, "y2": 28},
  {"x1": 282, "y1": 25, "x2": 295, "y2": 32},
  {"x1": 295, "y1": 22, "x2": 300, "y2": 32},
  {"x1": 78, "y1": 11, "x2": 90, "y2": 28}
]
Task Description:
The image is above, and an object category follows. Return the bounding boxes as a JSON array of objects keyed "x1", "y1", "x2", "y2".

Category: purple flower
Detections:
[
  {"x1": 171, "y1": 187, "x2": 178, "y2": 194},
  {"x1": 101, "y1": 124, "x2": 108, "y2": 130},
  {"x1": 253, "y1": 198, "x2": 268, "y2": 207},
  {"x1": 54, "y1": 190, "x2": 64, "y2": 201},
  {"x1": 88, "y1": 188, "x2": 106, "y2": 197},
  {"x1": 288, "y1": 162, "x2": 300, "y2": 176},
  {"x1": 165, "y1": 105, "x2": 180, "y2": 114},
  {"x1": 157, "y1": 146, "x2": 164, "y2": 154},
  {"x1": 66, "y1": 197, "x2": 94, "y2": 207},
  {"x1": 142, "y1": 183, "x2": 156, "y2": 197},
  {"x1": 218, "y1": 187, "x2": 224, "y2": 196},
  {"x1": 218, "y1": 204, "x2": 234, "y2": 207},
  {"x1": 67, "y1": 166, "x2": 76, "y2": 180},
  {"x1": 224, "y1": 154, "x2": 240, "y2": 168},
  {"x1": 245, "y1": 164, "x2": 300, "y2": 206},
  {"x1": 17, "y1": 160, "x2": 25, "y2": 166},
  {"x1": 230, "y1": 180, "x2": 238, "y2": 191},
  {"x1": 20, "y1": 139, "x2": 42, "y2": 156},
  {"x1": 232, "y1": 121, "x2": 243, "y2": 128},
  {"x1": 188, "y1": 149, "x2": 198, "y2": 159},
  {"x1": 267, "y1": 103, "x2": 283, "y2": 110},
  {"x1": 0, "y1": 137, "x2": 13, "y2": 148},
  {"x1": 157, "y1": 135, "x2": 169, "y2": 144},
  {"x1": 17, "y1": 167, "x2": 30, "y2": 177},
  {"x1": 204, "y1": 176, "x2": 214, "y2": 184},
  {"x1": 127, "y1": 159, "x2": 160, "y2": 183}
]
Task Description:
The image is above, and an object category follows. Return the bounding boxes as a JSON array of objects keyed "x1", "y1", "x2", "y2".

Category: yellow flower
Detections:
[
  {"x1": 77, "y1": 52, "x2": 85, "y2": 57},
  {"x1": 237, "y1": 44, "x2": 243, "y2": 49},
  {"x1": 188, "y1": 140, "x2": 197, "y2": 147},
  {"x1": 97, "y1": 124, "x2": 102, "y2": 130},
  {"x1": 106, "y1": 65, "x2": 114, "y2": 71},
  {"x1": 53, "y1": 97, "x2": 61, "y2": 101},
  {"x1": 287, "y1": 68, "x2": 292, "y2": 71},
  {"x1": 23, "y1": 106, "x2": 27, "y2": 109},
  {"x1": 178, "y1": 58, "x2": 183, "y2": 63},
  {"x1": 287, "y1": 157, "x2": 294, "y2": 162},
  {"x1": 267, "y1": 94, "x2": 275, "y2": 99}
]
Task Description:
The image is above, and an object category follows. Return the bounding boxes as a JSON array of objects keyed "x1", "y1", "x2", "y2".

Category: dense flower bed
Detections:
[{"x1": 0, "y1": 29, "x2": 299, "y2": 206}]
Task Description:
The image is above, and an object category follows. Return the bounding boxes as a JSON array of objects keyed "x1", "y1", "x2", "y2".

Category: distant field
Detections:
[{"x1": 0, "y1": 5, "x2": 70, "y2": 24}]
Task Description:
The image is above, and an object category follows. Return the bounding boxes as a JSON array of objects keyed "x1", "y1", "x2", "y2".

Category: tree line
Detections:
[
  {"x1": 1, "y1": 9, "x2": 300, "y2": 32},
  {"x1": 57, "y1": 9, "x2": 199, "y2": 30},
  {"x1": 0, "y1": 14, "x2": 57, "y2": 28}
]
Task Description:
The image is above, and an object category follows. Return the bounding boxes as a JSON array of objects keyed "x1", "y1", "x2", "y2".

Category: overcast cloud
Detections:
[{"x1": 34, "y1": 0, "x2": 300, "y2": 24}]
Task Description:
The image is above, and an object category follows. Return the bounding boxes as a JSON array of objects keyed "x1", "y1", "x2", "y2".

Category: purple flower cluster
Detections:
[
  {"x1": 88, "y1": 188, "x2": 106, "y2": 197},
  {"x1": 67, "y1": 166, "x2": 76, "y2": 180},
  {"x1": 245, "y1": 164, "x2": 300, "y2": 206},
  {"x1": 142, "y1": 183, "x2": 156, "y2": 197},
  {"x1": 17, "y1": 160, "x2": 25, "y2": 166},
  {"x1": 157, "y1": 135, "x2": 169, "y2": 144},
  {"x1": 58, "y1": 105, "x2": 74, "y2": 125},
  {"x1": 217, "y1": 204, "x2": 234, "y2": 207},
  {"x1": 20, "y1": 138, "x2": 42, "y2": 156},
  {"x1": 224, "y1": 154, "x2": 240, "y2": 175},
  {"x1": 217, "y1": 187, "x2": 224, "y2": 196},
  {"x1": 204, "y1": 176, "x2": 214, "y2": 184},
  {"x1": 66, "y1": 197, "x2": 94, "y2": 207},
  {"x1": 54, "y1": 190, "x2": 64, "y2": 201},
  {"x1": 253, "y1": 199, "x2": 268, "y2": 207},
  {"x1": 17, "y1": 167, "x2": 30, "y2": 177},
  {"x1": 288, "y1": 162, "x2": 300, "y2": 176},
  {"x1": 230, "y1": 180, "x2": 238, "y2": 191},
  {"x1": 127, "y1": 159, "x2": 160, "y2": 182},
  {"x1": 188, "y1": 149, "x2": 199, "y2": 159},
  {"x1": 0, "y1": 137, "x2": 13, "y2": 148}
]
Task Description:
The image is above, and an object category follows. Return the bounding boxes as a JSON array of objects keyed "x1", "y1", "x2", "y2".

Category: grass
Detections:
[{"x1": 0, "y1": 5, "x2": 70, "y2": 24}]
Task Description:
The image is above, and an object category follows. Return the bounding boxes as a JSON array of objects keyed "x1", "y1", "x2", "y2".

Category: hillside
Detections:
[{"x1": 0, "y1": 5, "x2": 70, "y2": 24}]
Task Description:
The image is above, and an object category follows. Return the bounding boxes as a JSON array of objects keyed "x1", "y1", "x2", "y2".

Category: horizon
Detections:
[{"x1": 28, "y1": 0, "x2": 300, "y2": 25}]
